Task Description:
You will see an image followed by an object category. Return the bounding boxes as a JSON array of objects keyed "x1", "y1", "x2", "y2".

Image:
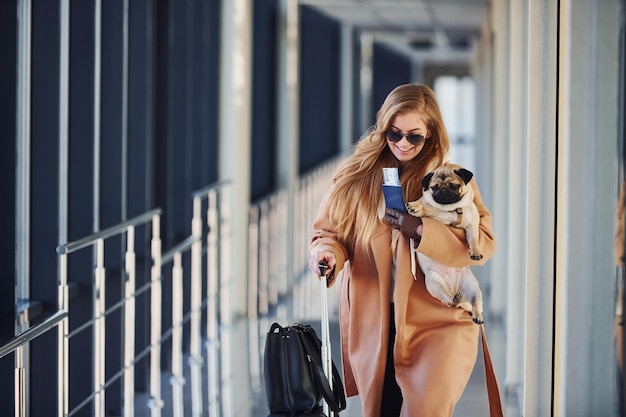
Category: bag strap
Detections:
[
  {"x1": 296, "y1": 326, "x2": 347, "y2": 412},
  {"x1": 269, "y1": 322, "x2": 283, "y2": 334},
  {"x1": 308, "y1": 348, "x2": 346, "y2": 412},
  {"x1": 480, "y1": 324, "x2": 504, "y2": 417},
  {"x1": 290, "y1": 323, "x2": 501, "y2": 415}
]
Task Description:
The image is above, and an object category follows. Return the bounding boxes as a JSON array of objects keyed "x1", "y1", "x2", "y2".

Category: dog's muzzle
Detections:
[{"x1": 432, "y1": 189, "x2": 462, "y2": 204}]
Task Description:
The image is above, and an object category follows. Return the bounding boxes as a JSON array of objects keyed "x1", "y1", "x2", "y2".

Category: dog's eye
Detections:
[
  {"x1": 448, "y1": 183, "x2": 460, "y2": 191},
  {"x1": 431, "y1": 185, "x2": 440, "y2": 192}
]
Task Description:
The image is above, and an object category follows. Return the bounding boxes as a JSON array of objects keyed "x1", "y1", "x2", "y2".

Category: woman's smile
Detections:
[
  {"x1": 386, "y1": 112, "x2": 428, "y2": 164},
  {"x1": 391, "y1": 142, "x2": 415, "y2": 153}
]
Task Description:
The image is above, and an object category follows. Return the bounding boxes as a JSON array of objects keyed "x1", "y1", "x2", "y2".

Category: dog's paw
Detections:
[
  {"x1": 406, "y1": 201, "x2": 424, "y2": 217},
  {"x1": 469, "y1": 251, "x2": 483, "y2": 261},
  {"x1": 472, "y1": 301, "x2": 484, "y2": 324}
]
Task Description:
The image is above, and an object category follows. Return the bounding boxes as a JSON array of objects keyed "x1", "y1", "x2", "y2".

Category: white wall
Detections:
[
  {"x1": 555, "y1": 0, "x2": 621, "y2": 415},
  {"x1": 474, "y1": 0, "x2": 623, "y2": 415}
]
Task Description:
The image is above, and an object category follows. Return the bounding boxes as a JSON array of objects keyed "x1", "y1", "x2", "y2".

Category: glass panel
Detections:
[
  {"x1": 616, "y1": 5, "x2": 626, "y2": 415},
  {"x1": 434, "y1": 75, "x2": 477, "y2": 171}
]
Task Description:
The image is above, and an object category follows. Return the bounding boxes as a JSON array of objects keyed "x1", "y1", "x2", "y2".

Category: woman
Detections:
[{"x1": 308, "y1": 83, "x2": 496, "y2": 417}]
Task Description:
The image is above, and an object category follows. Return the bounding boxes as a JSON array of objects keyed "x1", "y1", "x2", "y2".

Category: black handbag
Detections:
[{"x1": 264, "y1": 322, "x2": 347, "y2": 416}]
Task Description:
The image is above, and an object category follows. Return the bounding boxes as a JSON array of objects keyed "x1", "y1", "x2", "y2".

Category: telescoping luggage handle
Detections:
[{"x1": 318, "y1": 261, "x2": 335, "y2": 417}]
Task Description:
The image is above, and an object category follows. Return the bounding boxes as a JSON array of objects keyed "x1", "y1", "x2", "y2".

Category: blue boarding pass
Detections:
[{"x1": 382, "y1": 168, "x2": 405, "y2": 212}]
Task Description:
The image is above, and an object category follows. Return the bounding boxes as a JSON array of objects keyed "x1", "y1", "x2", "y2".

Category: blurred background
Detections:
[{"x1": 0, "y1": 0, "x2": 624, "y2": 416}]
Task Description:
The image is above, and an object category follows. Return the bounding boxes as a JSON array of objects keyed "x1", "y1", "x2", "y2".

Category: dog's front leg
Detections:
[
  {"x1": 465, "y1": 222, "x2": 483, "y2": 261},
  {"x1": 460, "y1": 271, "x2": 484, "y2": 324},
  {"x1": 405, "y1": 200, "x2": 425, "y2": 217},
  {"x1": 407, "y1": 201, "x2": 460, "y2": 226}
]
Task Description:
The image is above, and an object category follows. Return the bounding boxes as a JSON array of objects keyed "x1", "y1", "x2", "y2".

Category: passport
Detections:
[{"x1": 382, "y1": 168, "x2": 405, "y2": 212}]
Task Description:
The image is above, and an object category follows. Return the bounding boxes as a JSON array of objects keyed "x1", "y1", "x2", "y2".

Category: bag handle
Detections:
[
  {"x1": 297, "y1": 326, "x2": 347, "y2": 413},
  {"x1": 480, "y1": 324, "x2": 504, "y2": 417}
]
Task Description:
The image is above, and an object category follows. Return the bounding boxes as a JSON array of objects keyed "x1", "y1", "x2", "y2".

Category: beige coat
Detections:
[{"x1": 310, "y1": 179, "x2": 496, "y2": 417}]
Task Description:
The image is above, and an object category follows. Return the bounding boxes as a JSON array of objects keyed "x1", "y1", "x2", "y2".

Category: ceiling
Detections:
[{"x1": 300, "y1": 0, "x2": 490, "y2": 64}]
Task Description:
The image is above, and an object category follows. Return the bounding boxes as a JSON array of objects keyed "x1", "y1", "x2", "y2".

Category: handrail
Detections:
[
  {"x1": 161, "y1": 235, "x2": 200, "y2": 265},
  {"x1": 191, "y1": 179, "x2": 230, "y2": 199},
  {"x1": 0, "y1": 310, "x2": 68, "y2": 359},
  {"x1": 56, "y1": 208, "x2": 162, "y2": 254}
]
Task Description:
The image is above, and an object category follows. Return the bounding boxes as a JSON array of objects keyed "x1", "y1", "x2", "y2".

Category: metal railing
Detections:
[
  {"x1": 57, "y1": 208, "x2": 163, "y2": 417},
  {"x1": 2, "y1": 155, "x2": 346, "y2": 416},
  {"x1": 190, "y1": 180, "x2": 230, "y2": 417},
  {"x1": 0, "y1": 180, "x2": 231, "y2": 417},
  {"x1": 0, "y1": 310, "x2": 68, "y2": 417},
  {"x1": 247, "y1": 191, "x2": 287, "y2": 317},
  {"x1": 246, "y1": 158, "x2": 342, "y2": 321},
  {"x1": 146, "y1": 180, "x2": 231, "y2": 417}
]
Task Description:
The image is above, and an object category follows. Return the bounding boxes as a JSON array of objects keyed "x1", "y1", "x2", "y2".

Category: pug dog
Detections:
[{"x1": 406, "y1": 164, "x2": 484, "y2": 324}]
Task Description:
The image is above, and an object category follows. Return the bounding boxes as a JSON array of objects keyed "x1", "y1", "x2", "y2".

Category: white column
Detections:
[
  {"x1": 340, "y1": 23, "x2": 353, "y2": 154},
  {"x1": 487, "y1": 0, "x2": 511, "y2": 325},
  {"x1": 505, "y1": 0, "x2": 528, "y2": 400},
  {"x1": 276, "y1": 0, "x2": 299, "y2": 301},
  {"x1": 359, "y1": 32, "x2": 374, "y2": 133},
  {"x1": 524, "y1": 0, "x2": 558, "y2": 416},
  {"x1": 472, "y1": 11, "x2": 502, "y2": 317},
  {"x1": 219, "y1": 0, "x2": 253, "y2": 317},
  {"x1": 554, "y1": 0, "x2": 621, "y2": 415},
  {"x1": 218, "y1": 2, "x2": 253, "y2": 415}
]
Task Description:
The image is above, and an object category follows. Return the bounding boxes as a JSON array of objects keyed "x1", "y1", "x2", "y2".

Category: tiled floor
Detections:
[{"x1": 134, "y1": 297, "x2": 519, "y2": 417}]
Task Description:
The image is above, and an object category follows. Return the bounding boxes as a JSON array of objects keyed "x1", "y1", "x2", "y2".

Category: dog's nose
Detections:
[{"x1": 433, "y1": 188, "x2": 460, "y2": 204}]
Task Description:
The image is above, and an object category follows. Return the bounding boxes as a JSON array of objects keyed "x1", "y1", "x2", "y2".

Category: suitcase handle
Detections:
[
  {"x1": 318, "y1": 260, "x2": 329, "y2": 278},
  {"x1": 318, "y1": 260, "x2": 334, "y2": 416}
]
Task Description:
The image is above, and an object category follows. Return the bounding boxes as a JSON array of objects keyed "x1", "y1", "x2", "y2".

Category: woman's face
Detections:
[{"x1": 386, "y1": 112, "x2": 429, "y2": 165}]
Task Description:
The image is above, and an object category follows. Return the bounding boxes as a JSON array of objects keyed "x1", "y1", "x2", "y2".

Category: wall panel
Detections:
[
  {"x1": 0, "y1": 0, "x2": 18, "y2": 414},
  {"x1": 299, "y1": 5, "x2": 340, "y2": 174}
]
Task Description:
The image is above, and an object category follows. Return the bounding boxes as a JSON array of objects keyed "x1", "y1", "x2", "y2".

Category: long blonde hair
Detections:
[{"x1": 324, "y1": 83, "x2": 450, "y2": 255}]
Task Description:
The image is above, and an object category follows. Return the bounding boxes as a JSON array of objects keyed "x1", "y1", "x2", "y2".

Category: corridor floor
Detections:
[{"x1": 134, "y1": 296, "x2": 519, "y2": 417}]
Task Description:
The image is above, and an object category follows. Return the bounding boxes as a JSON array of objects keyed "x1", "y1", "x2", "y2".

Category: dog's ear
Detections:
[
  {"x1": 454, "y1": 168, "x2": 473, "y2": 184},
  {"x1": 422, "y1": 172, "x2": 434, "y2": 190}
]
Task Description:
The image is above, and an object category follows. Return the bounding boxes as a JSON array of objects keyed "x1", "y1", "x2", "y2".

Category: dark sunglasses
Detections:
[{"x1": 385, "y1": 130, "x2": 427, "y2": 146}]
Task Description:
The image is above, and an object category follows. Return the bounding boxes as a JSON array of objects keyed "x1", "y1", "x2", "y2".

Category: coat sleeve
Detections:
[
  {"x1": 417, "y1": 179, "x2": 496, "y2": 268},
  {"x1": 310, "y1": 191, "x2": 350, "y2": 286}
]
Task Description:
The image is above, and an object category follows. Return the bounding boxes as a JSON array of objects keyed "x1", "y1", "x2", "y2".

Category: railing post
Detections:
[
  {"x1": 219, "y1": 185, "x2": 231, "y2": 326},
  {"x1": 258, "y1": 201, "x2": 269, "y2": 316},
  {"x1": 190, "y1": 196, "x2": 204, "y2": 417},
  {"x1": 123, "y1": 225, "x2": 136, "y2": 417},
  {"x1": 219, "y1": 184, "x2": 233, "y2": 417},
  {"x1": 206, "y1": 189, "x2": 220, "y2": 416},
  {"x1": 148, "y1": 215, "x2": 163, "y2": 417},
  {"x1": 58, "y1": 254, "x2": 69, "y2": 417},
  {"x1": 15, "y1": 347, "x2": 25, "y2": 417},
  {"x1": 247, "y1": 207, "x2": 259, "y2": 317},
  {"x1": 94, "y1": 239, "x2": 106, "y2": 417},
  {"x1": 268, "y1": 195, "x2": 279, "y2": 307},
  {"x1": 170, "y1": 252, "x2": 185, "y2": 417}
]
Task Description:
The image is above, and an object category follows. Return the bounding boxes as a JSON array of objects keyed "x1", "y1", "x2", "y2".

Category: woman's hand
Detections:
[
  {"x1": 384, "y1": 208, "x2": 423, "y2": 240},
  {"x1": 309, "y1": 250, "x2": 336, "y2": 277}
]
